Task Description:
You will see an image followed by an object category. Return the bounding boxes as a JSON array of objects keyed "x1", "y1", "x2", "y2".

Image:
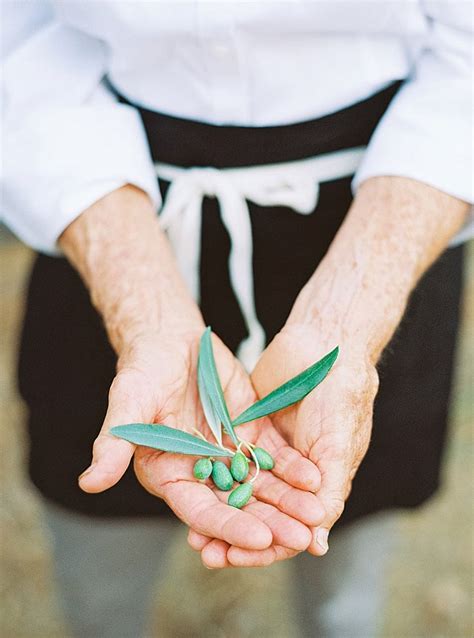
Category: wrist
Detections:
[
  {"x1": 286, "y1": 176, "x2": 468, "y2": 364},
  {"x1": 279, "y1": 320, "x2": 375, "y2": 371},
  {"x1": 117, "y1": 320, "x2": 205, "y2": 370},
  {"x1": 60, "y1": 184, "x2": 204, "y2": 356},
  {"x1": 111, "y1": 310, "x2": 205, "y2": 360},
  {"x1": 285, "y1": 251, "x2": 402, "y2": 365}
]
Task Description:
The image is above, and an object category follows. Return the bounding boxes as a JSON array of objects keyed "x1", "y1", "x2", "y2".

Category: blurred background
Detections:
[{"x1": 1, "y1": 228, "x2": 472, "y2": 638}]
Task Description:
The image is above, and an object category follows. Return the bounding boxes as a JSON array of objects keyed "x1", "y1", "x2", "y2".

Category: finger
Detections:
[
  {"x1": 256, "y1": 425, "x2": 322, "y2": 493},
  {"x1": 227, "y1": 544, "x2": 299, "y2": 568},
  {"x1": 251, "y1": 470, "x2": 325, "y2": 527},
  {"x1": 235, "y1": 499, "x2": 312, "y2": 552},
  {"x1": 195, "y1": 534, "x2": 297, "y2": 569},
  {"x1": 79, "y1": 374, "x2": 150, "y2": 493},
  {"x1": 192, "y1": 480, "x2": 314, "y2": 568},
  {"x1": 213, "y1": 491, "x2": 312, "y2": 552},
  {"x1": 273, "y1": 447, "x2": 322, "y2": 493},
  {"x1": 201, "y1": 539, "x2": 231, "y2": 569},
  {"x1": 162, "y1": 480, "x2": 273, "y2": 550},
  {"x1": 137, "y1": 452, "x2": 273, "y2": 550},
  {"x1": 204, "y1": 497, "x2": 305, "y2": 568},
  {"x1": 187, "y1": 529, "x2": 213, "y2": 552}
]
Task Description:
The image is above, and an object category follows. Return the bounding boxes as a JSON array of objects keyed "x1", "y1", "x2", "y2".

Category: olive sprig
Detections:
[
  {"x1": 193, "y1": 329, "x2": 273, "y2": 504},
  {"x1": 190, "y1": 422, "x2": 265, "y2": 509},
  {"x1": 111, "y1": 327, "x2": 338, "y2": 509}
]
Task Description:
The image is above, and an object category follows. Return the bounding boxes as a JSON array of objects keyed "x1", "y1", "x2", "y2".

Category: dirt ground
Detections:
[{"x1": 1, "y1": 236, "x2": 472, "y2": 638}]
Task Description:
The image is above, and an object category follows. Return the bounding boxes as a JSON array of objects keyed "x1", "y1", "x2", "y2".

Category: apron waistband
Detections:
[
  {"x1": 157, "y1": 147, "x2": 365, "y2": 369},
  {"x1": 112, "y1": 81, "x2": 403, "y2": 368},
  {"x1": 116, "y1": 81, "x2": 402, "y2": 168}
]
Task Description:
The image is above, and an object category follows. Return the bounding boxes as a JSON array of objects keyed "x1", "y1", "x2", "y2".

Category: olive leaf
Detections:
[
  {"x1": 232, "y1": 345, "x2": 339, "y2": 426},
  {"x1": 110, "y1": 423, "x2": 233, "y2": 457},
  {"x1": 197, "y1": 353, "x2": 223, "y2": 446},
  {"x1": 199, "y1": 327, "x2": 239, "y2": 446}
]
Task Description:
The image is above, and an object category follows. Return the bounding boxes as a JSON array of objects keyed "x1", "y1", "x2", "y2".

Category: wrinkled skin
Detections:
[
  {"x1": 190, "y1": 324, "x2": 379, "y2": 567},
  {"x1": 71, "y1": 177, "x2": 469, "y2": 570},
  {"x1": 79, "y1": 328, "x2": 326, "y2": 567}
]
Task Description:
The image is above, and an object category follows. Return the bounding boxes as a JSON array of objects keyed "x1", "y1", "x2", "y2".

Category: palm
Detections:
[
  {"x1": 81, "y1": 328, "x2": 324, "y2": 564},
  {"x1": 251, "y1": 326, "x2": 378, "y2": 555}
]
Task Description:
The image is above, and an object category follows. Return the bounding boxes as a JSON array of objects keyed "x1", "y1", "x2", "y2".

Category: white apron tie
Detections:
[{"x1": 156, "y1": 146, "x2": 365, "y2": 370}]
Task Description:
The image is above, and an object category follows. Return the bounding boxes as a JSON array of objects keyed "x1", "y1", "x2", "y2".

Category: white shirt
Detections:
[{"x1": 1, "y1": 1, "x2": 473, "y2": 254}]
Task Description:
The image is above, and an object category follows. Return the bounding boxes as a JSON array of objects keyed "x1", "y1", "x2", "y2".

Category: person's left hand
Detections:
[
  {"x1": 185, "y1": 406, "x2": 326, "y2": 568},
  {"x1": 252, "y1": 323, "x2": 379, "y2": 556},
  {"x1": 191, "y1": 322, "x2": 378, "y2": 565}
]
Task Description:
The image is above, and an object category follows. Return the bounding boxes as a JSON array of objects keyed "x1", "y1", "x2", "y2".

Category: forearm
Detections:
[
  {"x1": 59, "y1": 185, "x2": 203, "y2": 355},
  {"x1": 287, "y1": 176, "x2": 469, "y2": 362}
]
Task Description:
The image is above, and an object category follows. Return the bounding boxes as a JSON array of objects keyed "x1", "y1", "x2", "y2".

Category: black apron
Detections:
[{"x1": 18, "y1": 83, "x2": 465, "y2": 525}]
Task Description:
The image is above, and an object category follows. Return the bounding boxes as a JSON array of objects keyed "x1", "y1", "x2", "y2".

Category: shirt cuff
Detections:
[
  {"x1": 2, "y1": 103, "x2": 161, "y2": 254},
  {"x1": 352, "y1": 125, "x2": 474, "y2": 247},
  {"x1": 352, "y1": 91, "x2": 474, "y2": 247},
  {"x1": 352, "y1": 9, "x2": 473, "y2": 247},
  {"x1": 353, "y1": 130, "x2": 474, "y2": 247},
  {"x1": 352, "y1": 110, "x2": 474, "y2": 205}
]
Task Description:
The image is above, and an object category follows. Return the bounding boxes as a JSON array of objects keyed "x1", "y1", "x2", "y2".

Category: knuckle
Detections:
[
  {"x1": 359, "y1": 429, "x2": 371, "y2": 456},
  {"x1": 368, "y1": 366, "x2": 380, "y2": 393},
  {"x1": 352, "y1": 426, "x2": 371, "y2": 462},
  {"x1": 327, "y1": 497, "x2": 345, "y2": 523},
  {"x1": 107, "y1": 369, "x2": 155, "y2": 418},
  {"x1": 344, "y1": 479, "x2": 353, "y2": 500},
  {"x1": 346, "y1": 365, "x2": 379, "y2": 405},
  {"x1": 109, "y1": 371, "x2": 136, "y2": 402},
  {"x1": 92, "y1": 434, "x2": 107, "y2": 457}
]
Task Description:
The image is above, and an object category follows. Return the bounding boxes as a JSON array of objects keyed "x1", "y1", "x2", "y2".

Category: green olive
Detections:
[
  {"x1": 228, "y1": 483, "x2": 253, "y2": 508},
  {"x1": 230, "y1": 452, "x2": 249, "y2": 482},
  {"x1": 253, "y1": 447, "x2": 274, "y2": 470},
  {"x1": 211, "y1": 461, "x2": 234, "y2": 491},
  {"x1": 193, "y1": 458, "x2": 213, "y2": 480}
]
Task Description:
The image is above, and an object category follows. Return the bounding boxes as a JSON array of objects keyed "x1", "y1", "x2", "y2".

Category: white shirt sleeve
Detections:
[
  {"x1": 353, "y1": 1, "x2": 474, "y2": 243},
  {"x1": 1, "y1": 2, "x2": 160, "y2": 255}
]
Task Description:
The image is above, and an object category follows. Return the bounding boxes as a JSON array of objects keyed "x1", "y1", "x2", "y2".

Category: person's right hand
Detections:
[{"x1": 78, "y1": 327, "x2": 325, "y2": 564}]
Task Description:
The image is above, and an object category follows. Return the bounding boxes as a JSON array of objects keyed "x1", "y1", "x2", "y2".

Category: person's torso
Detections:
[{"x1": 53, "y1": 1, "x2": 429, "y2": 125}]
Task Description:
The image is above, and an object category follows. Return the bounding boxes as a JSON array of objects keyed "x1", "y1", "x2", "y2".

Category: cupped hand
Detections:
[
  {"x1": 78, "y1": 327, "x2": 324, "y2": 563},
  {"x1": 250, "y1": 323, "x2": 379, "y2": 556},
  {"x1": 186, "y1": 404, "x2": 326, "y2": 568}
]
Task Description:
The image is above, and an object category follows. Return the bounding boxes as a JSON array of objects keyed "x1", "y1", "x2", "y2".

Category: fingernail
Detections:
[
  {"x1": 315, "y1": 528, "x2": 329, "y2": 554},
  {"x1": 78, "y1": 463, "x2": 96, "y2": 482}
]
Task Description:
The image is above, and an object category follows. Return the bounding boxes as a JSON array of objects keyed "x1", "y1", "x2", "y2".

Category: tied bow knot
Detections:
[{"x1": 156, "y1": 147, "x2": 365, "y2": 370}]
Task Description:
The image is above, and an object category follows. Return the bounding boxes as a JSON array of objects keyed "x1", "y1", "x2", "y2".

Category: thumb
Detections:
[{"x1": 78, "y1": 372, "x2": 150, "y2": 493}]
